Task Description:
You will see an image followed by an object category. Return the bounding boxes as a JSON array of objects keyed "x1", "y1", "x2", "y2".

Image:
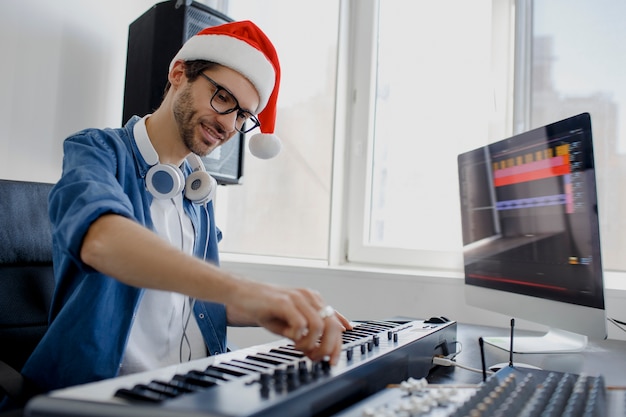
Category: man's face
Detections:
[{"x1": 172, "y1": 65, "x2": 260, "y2": 157}]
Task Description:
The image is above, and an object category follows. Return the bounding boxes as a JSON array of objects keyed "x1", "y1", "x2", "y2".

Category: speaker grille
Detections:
[{"x1": 184, "y1": 6, "x2": 228, "y2": 40}]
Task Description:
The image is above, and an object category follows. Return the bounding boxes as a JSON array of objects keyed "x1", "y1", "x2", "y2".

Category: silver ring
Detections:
[{"x1": 318, "y1": 305, "x2": 335, "y2": 319}]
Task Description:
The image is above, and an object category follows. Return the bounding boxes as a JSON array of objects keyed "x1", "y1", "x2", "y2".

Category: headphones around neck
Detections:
[{"x1": 134, "y1": 117, "x2": 216, "y2": 205}]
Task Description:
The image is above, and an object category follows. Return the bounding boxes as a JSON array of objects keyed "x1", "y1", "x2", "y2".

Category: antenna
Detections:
[
  {"x1": 509, "y1": 318, "x2": 515, "y2": 367},
  {"x1": 478, "y1": 337, "x2": 487, "y2": 382}
]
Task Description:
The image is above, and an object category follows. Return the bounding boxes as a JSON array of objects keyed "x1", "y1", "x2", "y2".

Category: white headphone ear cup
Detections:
[
  {"x1": 185, "y1": 170, "x2": 216, "y2": 205},
  {"x1": 146, "y1": 163, "x2": 185, "y2": 199}
]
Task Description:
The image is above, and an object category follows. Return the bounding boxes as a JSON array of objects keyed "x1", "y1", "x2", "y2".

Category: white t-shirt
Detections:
[{"x1": 119, "y1": 193, "x2": 208, "y2": 376}]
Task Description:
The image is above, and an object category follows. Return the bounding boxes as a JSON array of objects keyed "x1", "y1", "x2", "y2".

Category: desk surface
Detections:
[{"x1": 427, "y1": 322, "x2": 626, "y2": 387}]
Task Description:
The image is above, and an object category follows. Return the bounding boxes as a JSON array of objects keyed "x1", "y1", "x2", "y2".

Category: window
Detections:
[
  {"x1": 213, "y1": 0, "x2": 626, "y2": 278},
  {"x1": 346, "y1": 0, "x2": 502, "y2": 269},
  {"x1": 528, "y1": 0, "x2": 626, "y2": 272},
  {"x1": 214, "y1": 1, "x2": 340, "y2": 260}
]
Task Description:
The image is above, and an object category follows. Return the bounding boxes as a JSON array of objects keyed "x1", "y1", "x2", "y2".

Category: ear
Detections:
[{"x1": 168, "y1": 60, "x2": 186, "y2": 88}]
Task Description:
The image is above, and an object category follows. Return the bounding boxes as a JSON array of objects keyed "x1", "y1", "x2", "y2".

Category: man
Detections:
[{"x1": 20, "y1": 20, "x2": 350, "y2": 394}]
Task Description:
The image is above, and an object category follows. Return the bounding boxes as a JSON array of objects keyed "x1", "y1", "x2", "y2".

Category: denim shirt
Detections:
[{"x1": 20, "y1": 116, "x2": 227, "y2": 393}]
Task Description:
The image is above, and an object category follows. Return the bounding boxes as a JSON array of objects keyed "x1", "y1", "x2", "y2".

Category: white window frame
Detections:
[{"x1": 341, "y1": 0, "x2": 516, "y2": 271}]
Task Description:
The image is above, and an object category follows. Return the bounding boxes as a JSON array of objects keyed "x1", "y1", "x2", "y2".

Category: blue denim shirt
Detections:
[{"x1": 20, "y1": 116, "x2": 227, "y2": 393}]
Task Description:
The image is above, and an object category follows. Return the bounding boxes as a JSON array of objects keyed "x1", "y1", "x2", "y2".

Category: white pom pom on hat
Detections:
[{"x1": 170, "y1": 20, "x2": 282, "y2": 159}]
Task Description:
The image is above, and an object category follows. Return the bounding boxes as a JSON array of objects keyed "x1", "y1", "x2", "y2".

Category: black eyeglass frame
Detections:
[{"x1": 199, "y1": 73, "x2": 261, "y2": 134}]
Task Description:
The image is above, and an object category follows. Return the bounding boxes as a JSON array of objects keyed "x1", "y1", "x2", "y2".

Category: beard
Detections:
[{"x1": 172, "y1": 84, "x2": 225, "y2": 157}]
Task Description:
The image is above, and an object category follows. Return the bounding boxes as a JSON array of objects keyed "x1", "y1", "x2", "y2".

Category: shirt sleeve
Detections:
[{"x1": 48, "y1": 128, "x2": 143, "y2": 271}]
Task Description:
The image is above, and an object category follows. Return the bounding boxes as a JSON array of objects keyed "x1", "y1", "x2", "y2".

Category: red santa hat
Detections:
[{"x1": 170, "y1": 20, "x2": 282, "y2": 159}]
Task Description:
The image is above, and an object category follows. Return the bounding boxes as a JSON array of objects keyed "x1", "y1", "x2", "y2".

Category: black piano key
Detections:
[
  {"x1": 114, "y1": 385, "x2": 170, "y2": 403},
  {"x1": 150, "y1": 379, "x2": 195, "y2": 394},
  {"x1": 194, "y1": 368, "x2": 236, "y2": 381},
  {"x1": 246, "y1": 354, "x2": 289, "y2": 366},
  {"x1": 358, "y1": 322, "x2": 394, "y2": 330},
  {"x1": 227, "y1": 363, "x2": 267, "y2": 374},
  {"x1": 359, "y1": 320, "x2": 399, "y2": 330},
  {"x1": 142, "y1": 381, "x2": 184, "y2": 397},
  {"x1": 341, "y1": 334, "x2": 362, "y2": 342},
  {"x1": 230, "y1": 358, "x2": 271, "y2": 371},
  {"x1": 352, "y1": 328, "x2": 381, "y2": 336},
  {"x1": 259, "y1": 351, "x2": 300, "y2": 362},
  {"x1": 351, "y1": 325, "x2": 389, "y2": 335},
  {"x1": 352, "y1": 326, "x2": 378, "y2": 333},
  {"x1": 209, "y1": 363, "x2": 255, "y2": 377},
  {"x1": 269, "y1": 348, "x2": 305, "y2": 358},
  {"x1": 346, "y1": 329, "x2": 379, "y2": 339},
  {"x1": 173, "y1": 372, "x2": 220, "y2": 388},
  {"x1": 276, "y1": 345, "x2": 299, "y2": 352}
]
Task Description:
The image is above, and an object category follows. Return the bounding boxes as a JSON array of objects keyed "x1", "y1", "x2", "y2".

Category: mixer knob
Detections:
[
  {"x1": 312, "y1": 361, "x2": 322, "y2": 378},
  {"x1": 286, "y1": 365, "x2": 299, "y2": 389},
  {"x1": 259, "y1": 372, "x2": 272, "y2": 388},
  {"x1": 273, "y1": 368, "x2": 286, "y2": 383},
  {"x1": 297, "y1": 360, "x2": 310, "y2": 383}
]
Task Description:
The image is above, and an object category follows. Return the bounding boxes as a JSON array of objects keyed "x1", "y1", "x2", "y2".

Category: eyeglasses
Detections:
[{"x1": 199, "y1": 73, "x2": 261, "y2": 134}]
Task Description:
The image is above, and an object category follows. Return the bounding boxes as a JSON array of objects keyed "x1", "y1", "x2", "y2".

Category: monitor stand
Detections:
[{"x1": 483, "y1": 327, "x2": 588, "y2": 354}]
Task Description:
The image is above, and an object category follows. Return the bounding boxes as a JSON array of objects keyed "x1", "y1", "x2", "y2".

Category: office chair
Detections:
[{"x1": 0, "y1": 180, "x2": 55, "y2": 414}]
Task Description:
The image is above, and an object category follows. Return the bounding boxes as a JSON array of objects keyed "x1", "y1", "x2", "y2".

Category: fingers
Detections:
[
  {"x1": 304, "y1": 314, "x2": 344, "y2": 365},
  {"x1": 291, "y1": 301, "x2": 346, "y2": 365},
  {"x1": 334, "y1": 310, "x2": 354, "y2": 331},
  {"x1": 234, "y1": 283, "x2": 348, "y2": 366}
]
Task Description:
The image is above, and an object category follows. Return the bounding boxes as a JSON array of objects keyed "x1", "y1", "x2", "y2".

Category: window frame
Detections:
[{"x1": 341, "y1": 0, "x2": 516, "y2": 271}]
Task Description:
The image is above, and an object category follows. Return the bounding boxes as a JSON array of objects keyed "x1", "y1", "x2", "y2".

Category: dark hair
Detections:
[{"x1": 163, "y1": 60, "x2": 221, "y2": 96}]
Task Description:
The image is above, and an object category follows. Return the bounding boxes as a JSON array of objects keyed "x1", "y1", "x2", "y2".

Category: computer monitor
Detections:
[{"x1": 457, "y1": 112, "x2": 606, "y2": 354}]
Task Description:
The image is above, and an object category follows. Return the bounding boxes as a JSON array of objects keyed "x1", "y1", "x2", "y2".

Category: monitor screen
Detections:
[{"x1": 458, "y1": 112, "x2": 606, "y2": 354}]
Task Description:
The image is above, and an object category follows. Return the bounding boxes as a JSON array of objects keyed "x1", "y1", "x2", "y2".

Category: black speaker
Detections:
[{"x1": 123, "y1": 0, "x2": 244, "y2": 185}]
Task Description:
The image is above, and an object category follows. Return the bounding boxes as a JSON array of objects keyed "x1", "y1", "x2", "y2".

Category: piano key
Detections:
[
  {"x1": 208, "y1": 363, "x2": 256, "y2": 377},
  {"x1": 114, "y1": 385, "x2": 170, "y2": 403},
  {"x1": 269, "y1": 348, "x2": 306, "y2": 358},
  {"x1": 173, "y1": 372, "x2": 221, "y2": 388},
  {"x1": 246, "y1": 353, "x2": 291, "y2": 366},
  {"x1": 230, "y1": 358, "x2": 271, "y2": 371}
]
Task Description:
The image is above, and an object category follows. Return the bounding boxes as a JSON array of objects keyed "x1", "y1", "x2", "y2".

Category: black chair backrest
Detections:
[{"x1": 0, "y1": 180, "x2": 55, "y2": 372}]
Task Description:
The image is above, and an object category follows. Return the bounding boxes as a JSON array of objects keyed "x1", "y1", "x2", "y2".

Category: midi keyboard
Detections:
[{"x1": 25, "y1": 319, "x2": 456, "y2": 417}]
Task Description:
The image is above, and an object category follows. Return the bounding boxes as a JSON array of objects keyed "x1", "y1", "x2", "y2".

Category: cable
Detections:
[
  {"x1": 170, "y1": 197, "x2": 197, "y2": 363},
  {"x1": 202, "y1": 203, "x2": 210, "y2": 261},
  {"x1": 180, "y1": 297, "x2": 191, "y2": 362},
  {"x1": 610, "y1": 317, "x2": 626, "y2": 326},
  {"x1": 449, "y1": 340, "x2": 463, "y2": 359},
  {"x1": 608, "y1": 317, "x2": 626, "y2": 333},
  {"x1": 432, "y1": 356, "x2": 495, "y2": 376},
  {"x1": 180, "y1": 297, "x2": 196, "y2": 362},
  {"x1": 174, "y1": 200, "x2": 210, "y2": 363}
]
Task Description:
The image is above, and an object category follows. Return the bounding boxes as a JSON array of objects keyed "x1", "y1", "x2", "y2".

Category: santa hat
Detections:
[{"x1": 170, "y1": 21, "x2": 282, "y2": 159}]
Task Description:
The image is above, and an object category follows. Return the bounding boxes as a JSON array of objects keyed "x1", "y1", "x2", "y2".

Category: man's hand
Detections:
[{"x1": 225, "y1": 282, "x2": 353, "y2": 365}]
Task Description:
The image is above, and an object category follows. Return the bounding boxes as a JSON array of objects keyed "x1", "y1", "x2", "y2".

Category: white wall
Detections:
[
  {"x1": 0, "y1": 0, "x2": 156, "y2": 182},
  {"x1": 2, "y1": 1, "x2": 625, "y2": 350}
]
